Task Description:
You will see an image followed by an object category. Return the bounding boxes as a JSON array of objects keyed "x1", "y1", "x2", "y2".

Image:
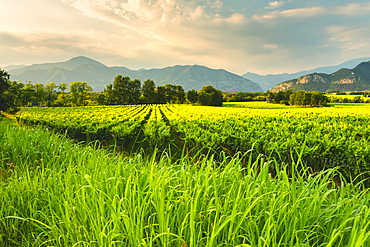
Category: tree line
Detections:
[
  {"x1": 327, "y1": 95, "x2": 370, "y2": 103},
  {"x1": 100, "y1": 75, "x2": 222, "y2": 106},
  {"x1": 0, "y1": 69, "x2": 223, "y2": 112},
  {"x1": 266, "y1": 90, "x2": 329, "y2": 107}
]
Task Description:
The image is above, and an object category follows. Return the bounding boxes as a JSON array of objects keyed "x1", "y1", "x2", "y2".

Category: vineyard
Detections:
[{"x1": 17, "y1": 102, "x2": 370, "y2": 181}]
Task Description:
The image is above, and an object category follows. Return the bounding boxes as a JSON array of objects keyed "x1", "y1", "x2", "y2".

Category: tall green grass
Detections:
[{"x1": 1, "y1": 118, "x2": 370, "y2": 246}]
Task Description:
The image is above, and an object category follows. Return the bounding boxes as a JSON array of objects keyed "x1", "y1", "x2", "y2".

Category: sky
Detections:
[{"x1": 1, "y1": 0, "x2": 370, "y2": 75}]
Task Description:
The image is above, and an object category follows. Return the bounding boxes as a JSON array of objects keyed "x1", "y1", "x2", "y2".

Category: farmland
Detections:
[
  {"x1": 1, "y1": 102, "x2": 370, "y2": 246},
  {"x1": 16, "y1": 102, "x2": 370, "y2": 179}
]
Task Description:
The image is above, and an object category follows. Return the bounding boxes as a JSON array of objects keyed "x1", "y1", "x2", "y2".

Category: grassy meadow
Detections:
[{"x1": 1, "y1": 102, "x2": 370, "y2": 246}]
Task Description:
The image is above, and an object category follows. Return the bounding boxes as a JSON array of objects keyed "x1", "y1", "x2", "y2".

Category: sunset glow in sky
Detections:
[{"x1": 1, "y1": 0, "x2": 370, "y2": 74}]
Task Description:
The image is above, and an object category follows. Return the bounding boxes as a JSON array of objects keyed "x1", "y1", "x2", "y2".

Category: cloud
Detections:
[
  {"x1": 264, "y1": 44, "x2": 279, "y2": 50},
  {"x1": 335, "y1": 3, "x2": 370, "y2": 16},
  {"x1": 214, "y1": 13, "x2": 247, "y2": 24},
  {"x1": 265, "y1": 1, "x2": 285, "y2": 9},
  {"x1": 254, "y1": 2, "x2": 370, "y2": 20},
  {"x1": 62, "y1": 0, "x2": 220, "y2": 25},
  {"x1": 0, "y1": 32, "x2": 25, "y2": 47},
  {"x1": 58, "y1": 0, "x2": 254, "y2": 69},
  {"x1": 254, "y1": 6, "x2": 327, "y2": 20},
  {"x1": 0, "y1": 28, "x2": 127, "y2": 58},
  {"x1": 61, "y1": 0, "x2": 225, "y2": 50},
  {"x1": 326, "y1": 25, "x2": 370, "y2": 53}
]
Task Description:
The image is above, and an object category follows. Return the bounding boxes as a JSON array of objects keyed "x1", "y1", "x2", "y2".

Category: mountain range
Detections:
[
  {"x1": 7, "y1": 56, "x2": 263, "y2": 93},
  {"x1": 271, "y1": 61, "x2": 370, "y2": 92},
  {"x1": 242, "y1": 57, "x2": 370, "y2": 91}
]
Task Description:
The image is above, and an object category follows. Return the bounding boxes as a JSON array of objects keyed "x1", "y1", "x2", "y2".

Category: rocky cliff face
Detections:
[
  {"x1": 270, "y1": 81, "x2": 294, "y2": 92},
  {"x1": 271, "y1": 61, "x2": 370, "y2": 92},
  {"x1": 297, "y1": 74, "x2": 329, "y2": 84}
]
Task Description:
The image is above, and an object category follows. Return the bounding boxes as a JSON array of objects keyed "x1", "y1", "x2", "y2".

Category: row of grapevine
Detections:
[
  {"x1": 172, "y1": 117, "x2": 370, "y2": 172},
  {"x1": 17, "y1": 105, "x2": 148, "y2": 141}
]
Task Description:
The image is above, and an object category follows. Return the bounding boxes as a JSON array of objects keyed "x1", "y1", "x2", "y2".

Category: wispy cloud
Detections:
[
  {"x1": 334, "y1": 2, "x2": 370, "y2": 16},
  {"x1": 254, "y1": 2, "x2": 370, "y2": 20},
  {"x1": 326, "y1": 25, "x2": 370, "y2": 53},
  {"x1": 254, "y1": 6, "x2": 327, "y2": 20}
]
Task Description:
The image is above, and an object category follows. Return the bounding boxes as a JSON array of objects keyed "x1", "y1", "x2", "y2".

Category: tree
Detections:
[
  {"x1": 70, "y1": 81, "x2": 92, "y2": 106},
  {"x1": 186, "y1": 89, "x2": 198, "y2": 104},
  {"x1": 164, "y1": 84, "x2": 177, "y2": 103},
  {"x1": 112, "y1": 75, "x2": 130, "y2": 104},
  {"x1": 310, "y1": 91, "x2": 328, "y2": 106},
  {"x1": 142, "y1": 79, "x2": 156, "y2": 103},
  {"x1": 34, "y1": 83, "x2": 46, "y2": 106},
  {"x1": 289, "y1": 91, "x2": 307, "y2": 106},
  {"x1": 0, "y1": 69, "x2": 13, "y2": 111},
  {"x1": 128, "y1": 79, "x2": 141, "y2": 104},
  {"x1": 0, "y1": 69, "x2": 10, "y2": 93},
  {"x1": 198, "y1": 91, "x2": 212, "y2": 106},
  {"x1": 104, "y1": 84, "x2": 115, "y2": 105},
  {"x1": 156, "y1": 86, "x2": 167, "y2": 104},
  {"x1": 45, "y1": 82, "x2": 57, "y2": 107},
  {"x1": 57, "y1": 82, "x2": 68, "y2": 106},
  {"x1": 95, "y1": 93, "x2": 106, "y2": 105},
  {"x1": 288, "y1": 91, "x2": 327, "y2": 107},
  {"x1": 174, "y1": 85, "x2": 185, "y2": 103},
  {"x1": 197, "y1": 85, "x2": 223, "y2": 106},
  {"x1": 108, "y1": 75, "x2": 141, "y2": 105},
  {"x1": 8, "y1": 81, "x2": 25, "y2": 106}
]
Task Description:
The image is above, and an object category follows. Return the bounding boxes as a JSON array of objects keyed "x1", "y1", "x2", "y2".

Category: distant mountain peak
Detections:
[{"x1": 66, "y1": 56, "x2": 107, "y2": 67}]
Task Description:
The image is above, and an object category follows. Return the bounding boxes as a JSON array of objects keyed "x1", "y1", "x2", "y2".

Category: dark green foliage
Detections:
[
  {"x1": 128, "y1": 79, "x2": 141, "y2": 104},
  {"x1": 0, "y1": 69, "x2": 10, "y2": 93},
  {"x1": 70, "y1": 81, "x2": 92, "y2": 106},
  {"x1": 142, "y1": 79, "x2": 156, "y2": 103},
  {"x1": 186, "y1": 89, "x2": 198, "y2": 104},
  {"x1": 109, "y1": 75, "x2": 132, "y2": 104},
  {"x1": 104, "y1": 76, "x2": 186, "y2": 105},
  {"x1": 224, "y1": 92, "x2": 266, "y2": 102},
  {"x1": 156, "y1": 86, "x2": 167, "y2": 104},
  {"x1": 197, "y1": 85, "x2": 223, "y2": 106},
  {"x1": 165, "y1": 84, "x2": 185, "y2": 103},
  {"x1": 266, "y1": 90, "x2": 293, "y2": 104},
  {"x1": 0, "y1": 92, "x2": 15, "y2": 111},
  {"x1": 268, "y1": 90, "x2": 327, "y2": 107},
  {"x1": 0, "y1": 68, "x2": 15, "y2": 112}
]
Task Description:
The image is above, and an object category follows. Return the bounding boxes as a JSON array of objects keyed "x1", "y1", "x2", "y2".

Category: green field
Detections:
[
  {"x1": 1, "y1": 103, "x2": 370, "y2": 246},
  {"x1": 16, "y1": 103, "x2": 370, "y2": 178}
]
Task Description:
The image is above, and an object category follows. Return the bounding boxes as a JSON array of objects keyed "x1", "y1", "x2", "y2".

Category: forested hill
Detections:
[
  {"x1": 271, "y1": 61, "x2": 370, "y2": 92},
  {"x1": 8, "y1": 56, "x2": 263, "y2": 93}
]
